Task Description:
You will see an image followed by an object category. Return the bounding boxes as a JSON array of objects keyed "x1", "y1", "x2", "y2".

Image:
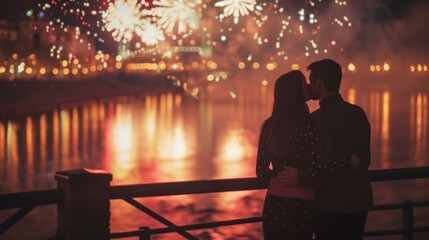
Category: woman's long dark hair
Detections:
[{"x1": 268, "y1": 70, "x2": 310, "y2": 158}]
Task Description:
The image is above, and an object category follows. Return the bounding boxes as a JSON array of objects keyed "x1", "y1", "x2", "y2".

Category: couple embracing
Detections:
[{"x1": 256, "y1": 59, "x2": 374, "y2": 240}]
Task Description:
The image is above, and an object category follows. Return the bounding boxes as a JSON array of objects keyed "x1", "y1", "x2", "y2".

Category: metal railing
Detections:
[
  {"x1": 0, "y1": 189, "x2": 62, "y2": 235},
  {"x1": 1, "y1": 167, "x2": 429, "y2": 239},
  {"x1": 109, "y1": 167, "x2": 429, "y2": 240}
]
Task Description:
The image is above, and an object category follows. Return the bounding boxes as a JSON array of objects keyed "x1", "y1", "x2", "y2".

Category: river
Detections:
[{"x1": 0, "y1": 70, "x2": 428, "y2": 239}]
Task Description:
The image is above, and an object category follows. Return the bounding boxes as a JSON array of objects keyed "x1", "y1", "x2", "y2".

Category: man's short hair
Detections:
[{"x1": 307, "y1": 59, "x2": 342, "y2": 92}]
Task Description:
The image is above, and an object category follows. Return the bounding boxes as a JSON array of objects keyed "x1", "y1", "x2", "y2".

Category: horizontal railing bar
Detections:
[
  {"x1": 111, "y1": 226, "x2": 429, "y2": 239},
  {"x1": 143, "y1": 202, "x2": 429, "y2": 236},
  {"x1": 109, "y1": 221, "x2": 429, "y2": 238},
  {"x1": 365, "y1": 226, "x2": 429, "y2": 237},
  {"x1": 0, "y1": 189, "x2": 62, "y2": 210},
  {"x1": 110, "y1": 178, "x2": 266, "y2": 199},
  {"x1": 370, "y1": 167, "x2": 429, "y2": 181},
  {"x1": 110, "y1": 167, "x2": 429, "y2": 199},
  {"x1": 110, "y1": 202, "x2": 429, "y2": 238},
  {"x1": 109, "y1": 217, "x2": 261, "y2": 238},
  {"x1": 127, "y1": 201, "x2": 429, "y2": 235},
  {"x1": 365, "y1": 229, "x2": 405, "y2": 236},
  {"x1": 372, "y1": 201, "x2": 429, "y2": 211},
  {"x1": 410, "y1": 202, "x2": 429, "y2": 208},
  {"x1": 110, "y1": 224, "x2": 429, "y2": 239},
  {"x1": 149, "y1": 217, "x2": 262, "y2": 234},
  {"x1": 109, "y1": 199, "x2": 429, "y2": 237},
  {"x1": 1, "y1": 167, "x2": 428, "y2": 205},
  {"x1": 110, "y1": 230, "x2": 140, "y2": 238},
  {"x1": 414, "y1": 226, "x2": 429, "y2": 233}
]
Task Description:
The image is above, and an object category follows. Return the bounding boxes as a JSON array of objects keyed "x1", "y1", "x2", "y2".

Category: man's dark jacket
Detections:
[{"x1": 301, "y1": 94, "x2": 374, "y2": 212}]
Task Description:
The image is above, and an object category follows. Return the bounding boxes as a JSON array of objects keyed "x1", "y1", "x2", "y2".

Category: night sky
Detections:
[
  {"x1": 1, "y1": 0, "x2": 428, "y2": 60},
  {"x1": 0, "y1": 0, "x2": 37, "y2": 22},
  {"x1": 0, "y1": 0, "x2": 423, "y2": 23}
]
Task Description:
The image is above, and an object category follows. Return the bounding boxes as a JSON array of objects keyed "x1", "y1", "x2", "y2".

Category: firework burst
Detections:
[
  {"x1": 215, "y1": 0, "x2": 257, "y2": 18},
  {"x1": 141, "y1": 22, "x2": 166, "y2": 46},
  {"x1": 151, "y1": 0, "x2": 202, "y2": 35},
  {"x1": 103, "y1": 0, "x2": 150, "y2": 44}
]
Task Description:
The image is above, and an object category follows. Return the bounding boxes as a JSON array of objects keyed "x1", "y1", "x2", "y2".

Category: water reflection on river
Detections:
[{"x1": 0, "y1": 72, "x2": 428, "y2": 239}]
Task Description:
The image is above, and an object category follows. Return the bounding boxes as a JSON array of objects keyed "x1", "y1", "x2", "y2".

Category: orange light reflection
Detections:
[
  {"x1": 216, "y1": 128, "x2": 254, "y2": 178},
  {"x1": 26, "y1": 116, "x2": 34, "y2": 188},
  {"x1": 110, "y1": 104, "x2": 135, "y2": 181},
  {"x1": 53, "y1": 110, "x2": 60, "y2": 171},
  {"x1": 347, "y1": 88, "x2": 356, "y2": 105},
  {"x1": 144, "y1": 95, "x2": 157, "y2": 161},
  {"x1": 158, "y1": 124, "x2": 189, "y2": 161},
  {"x1": 369, "y1": 91, "x2": 392, "y2": 168},
  {"x1": 39, "y1": 114, "x2": 47, "y2": 182},
  {"x1": 60, "y1": 110, "x2": 70, "y2": 169},
  {"x1": 0, "y1": 121, "x2": 5, "y2": 161},
  {"x1": 40, "y1": 114, "x2": 47, "y2": 160},
  {"x1": 6, "y1": 121, "x2": 18, "y2": 186},
  {"x1": 90, "y1": 103, "x2": 99, "y2": 161},
  {"x1": 410, "y1": 93, "x2": 428, "y2": 165},
  {"x1": 158, "y1": 95, "x2": 195, "y2": 182},
  {"x1": 71, "y1": 108, "x2": 79, "y2": 159},
  {"x1": 82, "y1": 106, "x2": 89, "y2": 160},
  {"x1": 381, "y1": 92, "x2": 390, "y2": 168}
]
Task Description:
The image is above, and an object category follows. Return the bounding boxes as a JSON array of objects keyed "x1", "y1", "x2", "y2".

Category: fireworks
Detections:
[
  {"x1": 151, "y1": 0, "x2": 202, "y2": 34},
  {"x1": 38, "y1": 0, "x2": 353, "y2": 62},
  {"x1": 103, "y1": 0, "x2": 150, "y2": 44},
  {"x1": 39, "y1": 0, "x2": 106, "y2": 44},
  {"x1": 215, "y1": 0, "x2": 257, "y2": 18},
  {"x1": 140, "y1": 22, "x2": 166, "y2": 46},
  {"x1": 249, "y1": 0, "x2": 352, "y2": 62}
]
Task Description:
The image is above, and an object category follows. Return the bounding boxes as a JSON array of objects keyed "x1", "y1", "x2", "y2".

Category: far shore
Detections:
[{"x1": 0, "y1": 75, "x2": 184, "y2": 119}]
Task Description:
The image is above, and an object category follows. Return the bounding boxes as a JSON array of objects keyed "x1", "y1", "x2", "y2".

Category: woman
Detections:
[{"x1": 256, "y1": 70, "x2": 321, "y2": 240}]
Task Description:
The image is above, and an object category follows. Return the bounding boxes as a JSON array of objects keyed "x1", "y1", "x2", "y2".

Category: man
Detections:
[{"x1": 283, "y1": 59, "x2": 373, "y2": 240}]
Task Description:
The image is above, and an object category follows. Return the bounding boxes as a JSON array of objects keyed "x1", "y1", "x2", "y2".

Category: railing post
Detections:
[
  {"x1": 55, "y1": 168, "x2": 112, "y2": 240},
  {"x1": 402, "y1": 200, "x2": 414, "y2": 240},
  {"x1": 139, "y1": 226, "x2": 151, "y2": 240}
]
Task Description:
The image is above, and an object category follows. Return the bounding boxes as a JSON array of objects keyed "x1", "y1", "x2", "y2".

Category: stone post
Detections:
[{"x1": 55, "y1": 168, "x2": 112, "y2": 240}]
